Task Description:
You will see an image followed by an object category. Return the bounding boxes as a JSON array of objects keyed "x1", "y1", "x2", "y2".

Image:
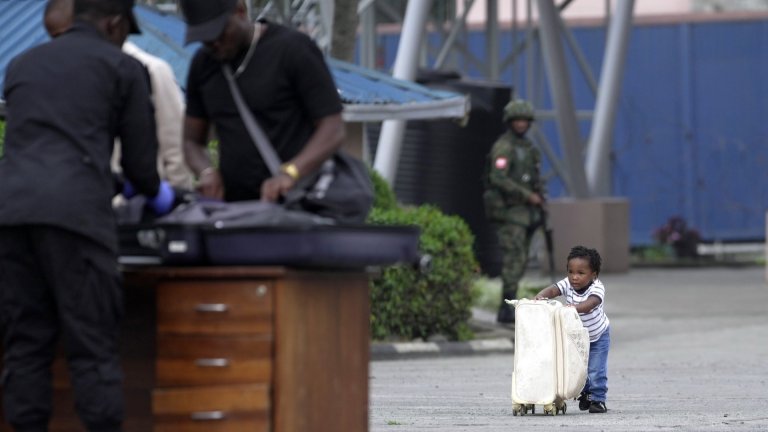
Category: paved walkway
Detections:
[{"x1": 369, "y1": 266, "x2": 768, "y2": 431}]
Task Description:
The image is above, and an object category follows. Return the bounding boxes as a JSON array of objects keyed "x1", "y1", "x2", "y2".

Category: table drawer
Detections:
[
  {"x1": 157, "y1": 335, "x2": 272, "y2": 387},
  {"x1": 157, "y1": 281, "x2": 273, "y2": 335},
  {"x1": 153, "y1": 385, "x2": 269, "y2": 432}
]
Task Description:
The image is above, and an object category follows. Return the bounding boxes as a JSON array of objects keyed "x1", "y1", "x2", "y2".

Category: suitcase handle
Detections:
[
  {"x1": 195, "y1": 303, "x2": 229, "y2": 313},
  {"x1": 190, "y1": 411, "x2": 227, "y2": 421},
  {"x1": 195, "y1": 358, "x2": 230, "y2": 368},
  {"x1": 504, "y1": 299, "x2": 561, "y2": 307}
]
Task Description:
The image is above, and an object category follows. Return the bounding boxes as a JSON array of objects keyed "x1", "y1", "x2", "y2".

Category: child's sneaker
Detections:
[
  {"x1": 589, "y1": 401, "x2": 607, "y2": 413},
  {"x1": 577, "y1": 392, "x2": 591, "y2": 411}
]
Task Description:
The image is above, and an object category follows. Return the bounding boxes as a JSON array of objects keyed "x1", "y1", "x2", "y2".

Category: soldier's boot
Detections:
[{"x1": 496, "y1": 285, "x2": 518, "y2": 324}]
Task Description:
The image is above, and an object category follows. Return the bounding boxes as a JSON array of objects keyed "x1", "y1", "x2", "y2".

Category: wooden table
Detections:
[{"x1": 1, "y1": 266, "x2": 370, "y2": 432}]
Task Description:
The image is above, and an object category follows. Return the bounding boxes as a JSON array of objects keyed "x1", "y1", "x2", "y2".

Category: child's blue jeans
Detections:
[{"x1": 582, "y1": 326, "x2": 610, "y2": 402}]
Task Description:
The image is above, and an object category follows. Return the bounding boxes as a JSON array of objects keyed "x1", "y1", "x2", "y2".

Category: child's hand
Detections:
[
  {"x1": 534, "y1": 295, "x2": 547, "y2": 300},
  {"x1": 565, "y1": 304, "x2": 575, "y2": 308}
]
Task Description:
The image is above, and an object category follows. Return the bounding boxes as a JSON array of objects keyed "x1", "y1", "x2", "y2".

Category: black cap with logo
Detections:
[{"x1": 179, "y1": 0, "x2": 238, "y2": 44}]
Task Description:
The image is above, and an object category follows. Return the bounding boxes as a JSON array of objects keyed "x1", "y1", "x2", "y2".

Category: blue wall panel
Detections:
[
  {"x1": 688, "y1": 21, "x2": 768, "y2": 240},
  {"x1": 379, "y1": 17, "x2": 768, "y2": 245},
  {"x1": 612, "y1": 24, "x2": 691, "y2": 244}
]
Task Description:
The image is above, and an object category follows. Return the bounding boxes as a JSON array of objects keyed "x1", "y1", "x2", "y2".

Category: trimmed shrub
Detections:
[
  {"x1": 368, "y1": 168, "x2": 397, "y2": 211},
  {"x1": 367, "y1": 203, "x2": 478, "y2": 341}
]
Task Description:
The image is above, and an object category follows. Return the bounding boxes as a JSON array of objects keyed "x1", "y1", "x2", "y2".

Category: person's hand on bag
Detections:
[
  {"x1": 261, "y1": 172, "x2": 296, "y2": 203},
  {"x1": 196, "y1": 167, "x2": 224, "y2": 201}
]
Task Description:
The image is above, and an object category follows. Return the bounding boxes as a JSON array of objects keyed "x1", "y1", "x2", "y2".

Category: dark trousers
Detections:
[
  {"x1": 495, "y1": 222, "x2": 538, "y2": 323},
  {"x1": 0, "y1": 226, "x2": 124, "y2": 432}
]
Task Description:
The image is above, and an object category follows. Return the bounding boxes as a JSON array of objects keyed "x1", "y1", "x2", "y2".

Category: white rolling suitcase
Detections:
[{"x1": 506, "y1": 299, "x2": 590, "y2": 416}]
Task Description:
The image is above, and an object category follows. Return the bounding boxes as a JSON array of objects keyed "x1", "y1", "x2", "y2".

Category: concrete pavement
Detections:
[{"x1": 369, "y1": 265, "x2": 768, "y2": 431}]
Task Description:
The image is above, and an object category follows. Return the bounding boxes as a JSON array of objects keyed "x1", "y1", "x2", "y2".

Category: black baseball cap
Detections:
[
  {"x1": 179, "y1": 0, "x2": 238, "y2": 44},
  {"x1": 124, "y1": 0, "x2": 140, "y2": 34},
  {"x1": 74, "y1": 0, "x2": 141, "y2": 34}
]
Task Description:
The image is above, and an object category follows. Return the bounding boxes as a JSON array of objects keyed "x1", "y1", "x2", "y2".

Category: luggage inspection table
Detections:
[
  {"x1": 1, "y1": 265, "x2": 371, "y2": 432},
  {"x1": 1, "y1": 222, "x2": 420, "y2": 431}
]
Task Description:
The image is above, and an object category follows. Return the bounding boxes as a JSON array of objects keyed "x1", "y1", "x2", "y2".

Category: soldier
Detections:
[{"x1": 483, "y1": 99, "x2": 546, "y2": 324}]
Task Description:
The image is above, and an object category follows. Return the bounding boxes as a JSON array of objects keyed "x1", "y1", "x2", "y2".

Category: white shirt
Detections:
[
  {"x1": 113, "y1": 42, "x2": 193, "y2": 190},
  {"x1": 556, "y1": 277, "x2": 610, "y2": 342}
]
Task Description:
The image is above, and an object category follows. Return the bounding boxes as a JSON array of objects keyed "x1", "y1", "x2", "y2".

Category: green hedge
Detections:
[
  {"x1": 367, "y1": 171, "x2": 478, "y2": 341},
  {"x1": 0, "y1": 120, "x2": 5, "y2": 157}
]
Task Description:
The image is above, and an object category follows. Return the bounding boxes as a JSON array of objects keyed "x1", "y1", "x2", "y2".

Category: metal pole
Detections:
[
  {"x1": 434, "y1": 0, "x2": 476, "y2": 69},
  {"x1": 525, "y1": 0, "x2": 533, "y2": 99},
  {"x1": 531, "y1": 127, "x2": 571, "y2": 192},
  {"x1": 535, "y1": 0, "x2": 589, "y2": 197},
  {"x1": 317, "y1": 0, "x2": 334, "y2": 54},
  {"x1": 512, "y1": 0, "x2": 520, "y2": 92},
  {"x1": 486, "y1": 0, "x2": 499, "y2": 80},
  {"x1": 359, "y1": 0, "x2": 376, "y2": 69},
  {"x1": 585, "y1": 0, "x2": 635, "y2": 196},
  {"x1": 554, "y1": 10, "x2": 598, "y2": 95},
  {"x1": 373, "y1": 0, "x2": 433, "y2": 184}
]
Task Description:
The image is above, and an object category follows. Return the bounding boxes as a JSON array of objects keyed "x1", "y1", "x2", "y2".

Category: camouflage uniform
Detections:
[{"x1": 483, "y1": 100, "x2": 544, "y2": 323}]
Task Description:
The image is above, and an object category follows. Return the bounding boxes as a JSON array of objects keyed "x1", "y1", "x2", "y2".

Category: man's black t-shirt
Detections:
[{"x1": 186, "y1": 21, "x2": 343, "y2": 201}]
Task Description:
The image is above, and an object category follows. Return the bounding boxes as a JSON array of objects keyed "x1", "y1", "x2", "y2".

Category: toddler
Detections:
[{"x1": 534, "y1": 245, "x2": 610, "y2": 413}]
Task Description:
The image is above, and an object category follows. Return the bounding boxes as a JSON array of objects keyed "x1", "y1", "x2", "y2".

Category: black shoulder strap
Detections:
[{"x1": 222, "y1": 64, "x2": 282, "y2": 177}]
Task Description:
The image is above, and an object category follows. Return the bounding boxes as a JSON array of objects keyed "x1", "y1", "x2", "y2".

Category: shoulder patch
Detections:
[{"x1": 494, "y1": 157, "x2": 508, "y2": 169}]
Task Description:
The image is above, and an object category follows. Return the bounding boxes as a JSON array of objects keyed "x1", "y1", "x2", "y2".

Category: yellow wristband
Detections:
[{"x1": 280, "y1": 163, "x2": 299, "y2": 181}]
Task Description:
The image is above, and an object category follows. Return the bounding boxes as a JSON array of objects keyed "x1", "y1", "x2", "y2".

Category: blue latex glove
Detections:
[
  {"x1": 122, "y1": 180, "x2": 136, "y2": 199},
  {"x1": 147, "y1": 181, "x2": 175, "y2": 215}
]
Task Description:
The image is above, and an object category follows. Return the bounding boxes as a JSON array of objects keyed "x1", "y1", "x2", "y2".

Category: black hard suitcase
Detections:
[
  {"x1": 202, "y1": 224, "x2": 420, "y2": 268},
  {"x1": 155, "y1": 223, "x2": 208, "y2": 265},
  {"x1": 120, "y1": 223, "x2": 421, "y2": 269},
  {"x1": 118, "y1": 223, "x2": 206, "y2": 265},
  {"x1": 119, "y1": 200, "x2": 421, "y2": 268},
  {"x1": 118, "y1": 224, "x2": 163, "y2": 265}
]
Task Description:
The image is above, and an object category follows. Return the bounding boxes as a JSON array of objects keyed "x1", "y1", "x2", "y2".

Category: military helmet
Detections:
[{"x1": 502, "y1": 99, "x2": 535, "y2": 122}]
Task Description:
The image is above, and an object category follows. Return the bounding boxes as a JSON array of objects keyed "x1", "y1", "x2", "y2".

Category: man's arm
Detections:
[
  {"x1": 183, "y1": 115, "x2": 223, "y2": 200},
  {"x1": 260, "y1": 113, "x2": 345, "y2": 202},
  {"x1": 118, "y1": 59, "x2": 160, "y2": 197}
]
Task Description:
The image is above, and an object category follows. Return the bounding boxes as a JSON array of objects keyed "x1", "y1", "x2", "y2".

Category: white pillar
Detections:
[
  {"x1": 373, "y1": 0, "x2": 433, "y2": 184},
  {"x1": 585, "y1": 0, "x2": 635, "y2": 196}
]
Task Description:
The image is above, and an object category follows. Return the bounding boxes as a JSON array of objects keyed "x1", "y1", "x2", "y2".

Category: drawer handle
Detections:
[
  {"x1": 195, "y1": 303, "x2": 228, "y2": 313},
  {"x1": 195, "y1": 358, "x2": 230, "y2": 368},
  {"x1": 190, "y1": 411, "x2": 226, "y2": 421}
]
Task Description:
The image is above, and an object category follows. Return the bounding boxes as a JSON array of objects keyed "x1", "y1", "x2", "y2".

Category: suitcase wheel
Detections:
[
  {"x1": 513, "y1": 403, "x2": 535, "y2": 416},
  {"x1": 556, "y1": 401, "x2": 567, "y2": 415}
]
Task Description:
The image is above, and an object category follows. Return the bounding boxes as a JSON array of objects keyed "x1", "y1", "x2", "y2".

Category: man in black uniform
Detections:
[
  {"x1": 0, "y1": 0, "x2": 172, "y2": 430},
  {"x1": 179, "y1": 0, "x2": 345, "y2": 203}
]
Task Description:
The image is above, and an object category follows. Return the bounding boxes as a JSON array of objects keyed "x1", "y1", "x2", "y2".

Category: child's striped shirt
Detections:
[{"x1": 556, "y1": 277, "x2": 610, "y2": 342}]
